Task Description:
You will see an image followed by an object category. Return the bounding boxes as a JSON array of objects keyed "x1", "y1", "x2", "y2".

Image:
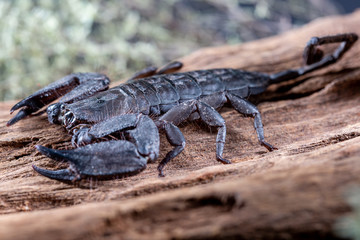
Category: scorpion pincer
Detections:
[{"x1": 7, "y1": 33, "x2": 358, "y2": 182}]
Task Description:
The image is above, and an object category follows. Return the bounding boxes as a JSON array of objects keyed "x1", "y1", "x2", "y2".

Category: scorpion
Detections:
[{"x1": 7, "y1": 33, "x2": 358, "y2": 182}]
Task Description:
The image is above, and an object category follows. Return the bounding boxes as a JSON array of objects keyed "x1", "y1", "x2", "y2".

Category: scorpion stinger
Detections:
[
  {"x1": 270, "y1": 33, "x2": 358, "y2": 83},
  {"x1": 7, "y1": 73, "x2": 110, "y2": 126}
]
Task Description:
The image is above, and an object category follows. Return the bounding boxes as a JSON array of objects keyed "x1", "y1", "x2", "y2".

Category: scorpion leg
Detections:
[
  {"x1": 196, "y1": 102, "x2": 229, "y2": 164},
  {"x1": 270, "y1": 33, "x2": 358, "y2": 83},
  {"x1": 127, "y1": 66, "x2": 158, "y2": 81},
  {"x1": 8, "y1": 73, "x2": 110, "y2": 126},
  {"x1": 155, "y1": 121, "x2": 186, "y2": 177},
  {"x1": 127, "y1": 61, "x2": 183, "y2": 81},
  {"x1": 226, "y1": 93, "x2": 277, "y2": 151},
  {"x1": 33, "y1": 140, "x2": 147, "y2": 182},
  {"x1": 157, "y1": 61, "x2": 183, "y2": 74},
  {"x1": 159, "y1": 96, "x2": 230, "y2": 168}
]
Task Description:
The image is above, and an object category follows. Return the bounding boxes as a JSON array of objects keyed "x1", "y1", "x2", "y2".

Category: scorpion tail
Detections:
[{"x1": 270, "y1": 33, "x2": 358, "y2": 84}]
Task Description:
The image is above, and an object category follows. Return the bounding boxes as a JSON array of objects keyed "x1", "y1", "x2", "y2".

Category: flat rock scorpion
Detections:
[{"x1": 7, "y1": 33, "x2": 358, "y2": 182}]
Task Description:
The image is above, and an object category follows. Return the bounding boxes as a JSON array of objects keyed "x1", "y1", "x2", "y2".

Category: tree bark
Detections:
[{"x1": 1, "y1": 10, "x2": 360, "y2": 240}]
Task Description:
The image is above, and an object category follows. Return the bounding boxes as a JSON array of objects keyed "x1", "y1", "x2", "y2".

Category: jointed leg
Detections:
[
  {"x1": 158, "y1": 94, "x2": 229, "y2": 174},
  {"x1": 157, "y1": 61, "x2": 183, "y2": 74},
  {"x1": 155, "y1": 121, "x2": 185, "y2": 177},
  {"x1": 226, "y1": 93, "x2": 277, "y2": 151},
  {"x1": 127, "y1": 66, "x2": 158, "y2": 81},
  {"x1": 127, "y1": 61, "x2": 183, "y2": 81},
  {"x1": 195, "y1": 102, "x2": 229, "y2": 164}
]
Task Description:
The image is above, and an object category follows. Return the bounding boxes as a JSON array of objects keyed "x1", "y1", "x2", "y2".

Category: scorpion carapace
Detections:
[{"x1": 7, "y1": 33, "x2": 358, "y2": 182}]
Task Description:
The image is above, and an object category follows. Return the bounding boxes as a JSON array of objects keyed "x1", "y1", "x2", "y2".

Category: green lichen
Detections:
[
  {"x1": 0, "y1": 0, "x2": 341, "y2": 100},
  {"x1": 335, "y1": 187, "x2": 360, "y2": 240}
]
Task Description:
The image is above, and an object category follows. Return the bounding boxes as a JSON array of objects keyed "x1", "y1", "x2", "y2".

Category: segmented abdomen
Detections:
[
  {"x1": 65, "y1": 69, "x2": 270, "y2": 124},
  {"x1": 125, "y1": 69, "x2": 270, "y2": 115}
]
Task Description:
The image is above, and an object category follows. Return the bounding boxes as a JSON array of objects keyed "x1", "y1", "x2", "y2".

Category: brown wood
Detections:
[{"x1": 1, "y1": 10, "x2": 360, "y2": 240}]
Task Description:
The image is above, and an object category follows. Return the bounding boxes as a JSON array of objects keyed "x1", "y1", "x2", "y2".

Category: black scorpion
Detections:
[{"x1": 7, "y1": 33, "x2": 358, "y2": 182}]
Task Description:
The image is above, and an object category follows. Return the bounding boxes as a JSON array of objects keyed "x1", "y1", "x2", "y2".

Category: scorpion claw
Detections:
[
  {"x1": 32, "y1": 165, "x2": 79, "y2": 182},
  {"x1": 7, "y1": 108, "x2": 33, "y2": 126},
  {"x1": 34, "y1": 141, "x2": 147, "y2": 181},
  {"x1": 8, "y1": 73, "x2": 110, "y2": 126}
]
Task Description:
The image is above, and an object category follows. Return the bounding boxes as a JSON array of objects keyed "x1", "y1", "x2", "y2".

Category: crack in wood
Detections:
[{"x1": 289, "y1": 132, "x2": 360, "y2": 155}]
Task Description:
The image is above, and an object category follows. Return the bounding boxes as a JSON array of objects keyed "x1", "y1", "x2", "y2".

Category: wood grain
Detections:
[{"x1": 0, "y1": 10, "x2": 360, "y2": 240}]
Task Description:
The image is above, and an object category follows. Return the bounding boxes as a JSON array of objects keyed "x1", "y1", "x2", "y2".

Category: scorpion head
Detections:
[
  {"x1": 47, "y1": 103, "x2": 76, "y2": 129},
  {"x1": 47, "y1": 103, "x2": 62, "y2": 124}
]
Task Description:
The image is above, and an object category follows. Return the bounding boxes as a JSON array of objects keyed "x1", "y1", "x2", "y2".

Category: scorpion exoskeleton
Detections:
[{"x1": 7, "y1": 33, "x2": 358, "y2": 182}]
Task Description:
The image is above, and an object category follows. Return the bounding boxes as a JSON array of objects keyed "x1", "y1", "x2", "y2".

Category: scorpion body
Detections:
[
  {"x1": 62, "y1": 69, "x2": 270, "y2": 127},
  {"x1": 7, "y1": 33, "x2": 358, "y2": 182}
]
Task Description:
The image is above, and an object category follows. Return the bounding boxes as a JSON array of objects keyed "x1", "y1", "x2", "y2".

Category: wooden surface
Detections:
[{"x1": 1, "y1": 10, "x2": 360, "y2": 240}]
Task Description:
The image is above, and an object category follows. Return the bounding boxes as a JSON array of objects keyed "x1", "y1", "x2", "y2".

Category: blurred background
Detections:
[{"x1": 0, "y1": 0, "x2": 359, "y2": 101}]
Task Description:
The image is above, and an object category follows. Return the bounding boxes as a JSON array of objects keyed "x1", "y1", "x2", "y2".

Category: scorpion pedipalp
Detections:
[
  {"x1": 33, "y1": 141, "x2": 147, "y2": 181},
  {"x1": 32, "y1": 165, "x2": 80, "y2": 182},
  {"x1": 7, "y1": 73, "x2": 110, "y2": 126}
]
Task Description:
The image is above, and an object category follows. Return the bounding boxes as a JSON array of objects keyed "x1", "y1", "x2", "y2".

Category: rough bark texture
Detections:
[{"x1": 1, "y1": 11, "x2": 360, "y2": 240}]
